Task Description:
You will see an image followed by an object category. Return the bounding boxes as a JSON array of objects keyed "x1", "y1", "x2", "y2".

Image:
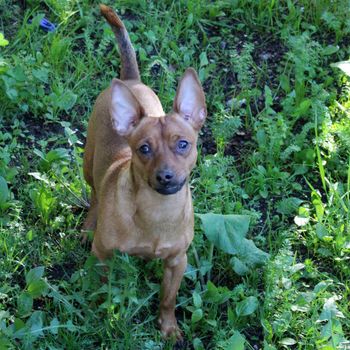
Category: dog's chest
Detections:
[
  {"x1": 116, "y1": 215, "x2": 191, "y2": 259},
  {"x1": 112, "y1": 187, "x2": 193, "y2": 259}
]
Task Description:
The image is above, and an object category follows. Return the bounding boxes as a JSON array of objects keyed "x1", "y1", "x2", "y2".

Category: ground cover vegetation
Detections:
[{"x1": 0, "y1": 0, "x2": 350, "y2": 349}]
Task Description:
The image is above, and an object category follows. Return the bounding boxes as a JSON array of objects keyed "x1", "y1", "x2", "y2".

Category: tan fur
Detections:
[{"x1": 83, "y1": 5, "x2": 206, "y2": 339}]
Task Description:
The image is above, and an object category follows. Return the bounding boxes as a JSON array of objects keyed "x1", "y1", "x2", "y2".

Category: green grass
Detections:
[{"x1": 1, "y1": 0, "x2": 350, "y2": 349}]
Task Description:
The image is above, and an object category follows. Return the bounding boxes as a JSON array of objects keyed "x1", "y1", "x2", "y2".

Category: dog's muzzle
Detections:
[{"x1": 154, "y1": 178, "x2": 186, "y2": 195}]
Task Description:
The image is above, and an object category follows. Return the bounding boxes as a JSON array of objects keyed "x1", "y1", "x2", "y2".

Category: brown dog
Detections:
[{"x1": 82, "y1": 4, "x2": 206, "y2": 338}]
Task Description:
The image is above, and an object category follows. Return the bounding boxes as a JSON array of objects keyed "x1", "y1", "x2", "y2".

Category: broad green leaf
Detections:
[
  {"x1": 323, "y1": 45, "x2": 339, "y2": 56},
  {"x1": 6, "y1": 88, "x2": 18, "y2": 100},
  {"x1": 231, "y1": 257, "x2": 249, "y2": 276},
  {"x1": 27, "y1": 280, "x2": 47, "y2": 298},
  {"x1": 4, "y1": 167, "x2": 18, "y2": 182},
  {"x1": 318, "y1": 296, "x2": 345, "y2": 321},
  {"x1": 26, "y1": 266, "x2": 45, "y2": 285},
  {"x1": 198, "y1": 67, "x2": 206, "y2": 81},
  {"x1": 199, "y1": 259, "x2": 212, "y2": 276},
  {"x1": 205, "y1": 281, "x2": 220, "y2": 302},
  {"x1": 46, "y1": 148, "x2": 70, "y2": 163},
  {"x1": 32, "y1": 68, "x2": 49, "y2": 83},
  {"x1": 49, "y1": 317, "x2": 60, "y2": 335},
  {"x1": 39, "y1": 148, "x2": 70, "y2": 171},
  {"x1": 322, "y1": 319, "x2": 344, "y2": 345},
  {"x1": 313, "y1": 281, "x2": 330, "y2": 294},
  {"x1": 235, "y1": 296, "x2": 258, "y2": 316},
  {"x1": 205, "y1": 281, "x2": 231, "y2": 304},
  {"x1": 184, "y1": 263, "x2": 197, "y2": 281},
  {"x1": 276, "y1": 197, "x2": 303, "y2": 215},
  {"x1": 28, "y1": 311, "x2": 44, "y2": 338},
  {"x1": 14, "y1": 318, "x2": 26, "y2": 331},
  {"x1": 17, "y1": 292, "x2": 33, "y2": 317},
  {"x1": 0, "y1": 311, "x2": 9, "y2": 321},
  {"x1": 193, "y1": 291, "x2": 202, "y2": 308},
  {"x1": 199, "y1": 52, "x2": 208, "y2": 67},
  {"x1": 197, "y1": 213, "x2": 269, "y2": 271},
  {"x1": 193, "y1": 337, "x2": 204, "y2": 350},
  {"x1": 26, "y1": 230, "x2": 34, "y2": 241},
  {"x1": 53, "y1": 90, "x2": 77, "y2": 111},
  {"x1": 186, "y1": 13, "x2": 194, "y2": 27},
  {"x1": 316, "y1": 223, "x2": 328, "y2": 240},
  {"x1": 197, "y1": 213, "x2": 250, "y2": 255},
  {"x1": 321, "y1": 320, "x2": 332, "y2": 339},
  {"x1": 0, "y1": 176, "x2": 9, "y2": 206},
  {"x1": 290, "y1": 263, "x2": 305, "y2": 274},
  {"x1": 223, "y1": 331, "x2": 245, "y2": 350},
  {"x1": 191, "y1": 309, "x2": 203, "y2": 323},
  {"x1": 8, "y1": 66, "x2": 26, "y2": 82}
]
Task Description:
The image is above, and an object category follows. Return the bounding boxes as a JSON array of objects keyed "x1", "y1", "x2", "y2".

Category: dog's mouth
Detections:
[{"x1": 154, "y1": 178, "x2": 187, "y2": 195}]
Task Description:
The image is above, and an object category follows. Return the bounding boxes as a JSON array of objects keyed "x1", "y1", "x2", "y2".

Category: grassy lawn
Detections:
[{"x1": 1, "y1": 0, "x2": 350, "y2": 349}]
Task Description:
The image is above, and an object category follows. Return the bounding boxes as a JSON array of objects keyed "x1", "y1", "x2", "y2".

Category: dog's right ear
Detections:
[{"x1": 110, "y1": 79, "x2": 143, "y2": 136}]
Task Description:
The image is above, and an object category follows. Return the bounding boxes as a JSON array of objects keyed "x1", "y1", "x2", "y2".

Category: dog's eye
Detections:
[
  {"x1": 177, "y1": 140, "x2": 189, "y2": 151},
  {"x1": 139, "y1": 144, "x2": 151, "y2": 154}
]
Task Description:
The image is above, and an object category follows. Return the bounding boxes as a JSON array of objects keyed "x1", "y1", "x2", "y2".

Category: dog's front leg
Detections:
[
  {"x1": 91, "y1": 232, "x2": 114, "y2": 284},
  {"x1": 91, "y1": 230, "x2": 113, "y2": 261},
  {"x1": 158, "y1": 253, "x2": 187, "y2": 339}
]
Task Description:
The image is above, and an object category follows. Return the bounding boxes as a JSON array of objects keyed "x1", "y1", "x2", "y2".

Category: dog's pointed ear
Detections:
[
  {"x1": 174, "y1": 68, "x2": 207, "y2": 131},
  {"x1": 110, "y1": 79, "x2": 143, "y2": 136}
]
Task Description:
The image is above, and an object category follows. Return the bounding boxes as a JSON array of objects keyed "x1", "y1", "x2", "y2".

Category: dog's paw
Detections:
[{"x1": 158, "y1": 314, "x2": 182, "y2": 340}]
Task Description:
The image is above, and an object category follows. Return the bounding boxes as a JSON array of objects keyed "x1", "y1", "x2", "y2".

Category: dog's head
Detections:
[{"x1": 109, "y1": 68, "x2": 206, "y2": 195}]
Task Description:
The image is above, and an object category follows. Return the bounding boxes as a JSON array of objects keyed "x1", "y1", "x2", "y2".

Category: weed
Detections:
[{"x1": 1, "y1": 0, "x2": 350, "y2": 348}]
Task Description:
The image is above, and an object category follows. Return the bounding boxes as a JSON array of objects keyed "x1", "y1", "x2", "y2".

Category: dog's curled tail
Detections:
[{"x1": 100, "y1": 4, "x2": 140, "y2": 81}]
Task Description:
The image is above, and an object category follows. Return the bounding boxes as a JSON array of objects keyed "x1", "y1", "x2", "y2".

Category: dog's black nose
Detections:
[{"x1": 156, "y1": 169, "x2": 174, "y2": 186}]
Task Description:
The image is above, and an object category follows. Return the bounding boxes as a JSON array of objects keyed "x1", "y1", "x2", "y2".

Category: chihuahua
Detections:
[{"x1": 82, "y1": 4, "x2": 206, "y2": 338}]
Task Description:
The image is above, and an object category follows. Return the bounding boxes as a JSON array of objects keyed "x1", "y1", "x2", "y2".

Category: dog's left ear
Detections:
[{"x1": 174, "y1": 68, "x2": 207, "y2": 131}]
